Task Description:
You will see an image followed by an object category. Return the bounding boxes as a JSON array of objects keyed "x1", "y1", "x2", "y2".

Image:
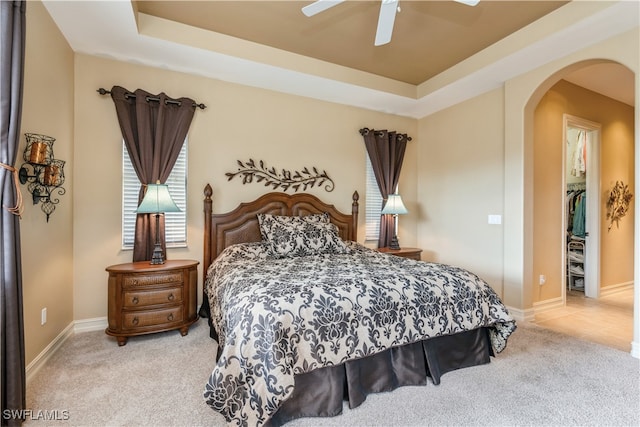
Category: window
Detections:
[
  {"x1": 122, "y1": 142, "x2": 188, "y2": 249},
  {"x1": 365, "y1": 156, "x2": 383, "y2": 242}
]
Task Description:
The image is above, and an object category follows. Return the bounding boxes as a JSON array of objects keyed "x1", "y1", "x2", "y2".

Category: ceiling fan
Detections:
[{"x1": 302, "y1": 0, "x2": 480, "y2": 46}]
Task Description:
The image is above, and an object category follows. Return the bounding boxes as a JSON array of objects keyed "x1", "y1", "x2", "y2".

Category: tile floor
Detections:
[{"x1": 533, "y1": 287, "x2": 634, "y2": 352}]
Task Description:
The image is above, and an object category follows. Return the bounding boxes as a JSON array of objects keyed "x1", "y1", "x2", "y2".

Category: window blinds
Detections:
[
  {"x1": 122, "y1": 141, "x2": 187, "y2": 249},
  {"x1": 365, "y1": 156, "x2": 382, "y2": 242}
]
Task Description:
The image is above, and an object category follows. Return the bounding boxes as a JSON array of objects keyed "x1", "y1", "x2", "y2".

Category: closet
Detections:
[
  {"x1": 566, "y1": 128, "x2": 588, "y2": 292},
  {"x1": 564, "y1": 115, "x2": 601, "y2": 298}
]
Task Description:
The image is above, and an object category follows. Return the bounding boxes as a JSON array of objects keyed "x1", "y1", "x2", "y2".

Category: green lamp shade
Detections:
[
  {"x1": 136, "y1": 183, "x2": 181, "y2": 214},
  {"x1": 381, "y1": 193, "x2": 408, "y2": 215}
]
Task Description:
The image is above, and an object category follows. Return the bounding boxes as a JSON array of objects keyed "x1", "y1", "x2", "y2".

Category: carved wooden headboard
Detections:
[{"x1": 202, "y1": 183, "x2": 359, "y2": 273}]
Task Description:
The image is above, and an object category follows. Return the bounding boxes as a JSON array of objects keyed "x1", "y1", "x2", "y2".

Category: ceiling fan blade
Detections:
[
  {"x1": 374, "y1": 0, "x2": 398, "y2": 46},
  {"x1": 302, "y1": 0, "x2": 346, "y2": 17},
  {"x1": 453, "y1": 0, "x2": 480, "y2": 5}
]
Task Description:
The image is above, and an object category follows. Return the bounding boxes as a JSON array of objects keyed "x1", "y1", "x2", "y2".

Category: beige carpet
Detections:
[{"x1": 25, "y1": 320, "x2": 639, "y2": 426}]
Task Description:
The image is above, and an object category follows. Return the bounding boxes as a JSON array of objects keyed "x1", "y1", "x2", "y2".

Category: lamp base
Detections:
[
  {"x1": 149, "y1": 243, "x2": 165, "y2": 265},
  {"x1": 388, "y1": 235, "x2": 401, "y2": 250}
]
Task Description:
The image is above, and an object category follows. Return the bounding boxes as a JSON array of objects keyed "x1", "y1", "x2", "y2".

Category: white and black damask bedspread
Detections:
[{"x1": 203, "y1": 241, "x2": 516, "y2": 426}]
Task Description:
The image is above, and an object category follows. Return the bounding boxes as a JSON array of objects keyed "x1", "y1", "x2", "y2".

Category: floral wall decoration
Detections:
[
  {"x1": 226, "y1": 158, "x2": 335, "y2": 192},
  {"x1": 606, "y1": 180, "x2": 633, "y2": 231}
]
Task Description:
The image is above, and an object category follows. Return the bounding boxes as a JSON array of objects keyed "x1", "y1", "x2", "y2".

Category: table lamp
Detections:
[
  {"x1": 381, "y1": 193, "x2": 408, "y2": 250},
  {"x1": 136, "y1": 182, "x2": 181, "y2": 264}
]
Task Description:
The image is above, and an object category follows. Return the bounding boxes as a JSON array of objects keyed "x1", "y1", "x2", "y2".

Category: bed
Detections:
[{"x1": 199, "y1": 184, "x2": 516, "y2": 426}]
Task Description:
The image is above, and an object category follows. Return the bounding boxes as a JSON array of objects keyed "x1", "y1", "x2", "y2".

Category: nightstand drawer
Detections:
[
  {"x1": 122, "y1": 307, "x2": 183, "y2": 329},
  {"x1": 123, "y1": 287, "x2": 182, "y2": 308},
  {"x1": 123, "y1": 272, "x2": 182, "y2": 288}
]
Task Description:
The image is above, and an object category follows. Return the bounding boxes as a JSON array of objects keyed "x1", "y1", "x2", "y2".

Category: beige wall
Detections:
[
  {"x1": 72, "y1": 55, "x2": 418, "y2": 322},
  {"x1": 417, "y1": 88, "x2": 506, "y2": 294},
  {"x1": 21, "y1": 1, "x2": 75, "y2": 365},
  {"x1": 533, "y1": 79, "x2": 635, "y2": 303}
]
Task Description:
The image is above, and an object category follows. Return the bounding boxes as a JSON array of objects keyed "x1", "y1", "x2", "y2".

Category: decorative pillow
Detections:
[
  {"x1": 257, "y1": 213, "x2": 349, "y2": 258},
  {"x1": 302, "y1": 212, "x2": 331, "y2": 224},
  {"x1": 257, "y1": 212, "x2": 329, "y2": 240}
]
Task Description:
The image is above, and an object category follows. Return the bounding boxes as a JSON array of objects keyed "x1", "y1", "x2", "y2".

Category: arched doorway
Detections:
[
  {"x1": 530, "y1": 62, "x2": 634, "y2": 351},
  {"x1": 513, "y1": 58, "x2": 638, "y2": 357}
]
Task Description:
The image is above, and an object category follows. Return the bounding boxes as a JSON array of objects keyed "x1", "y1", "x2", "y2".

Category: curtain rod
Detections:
[
  {"x1": 97, "y1": 88, "x2": 206, "y2": 110},
  {"x1": 359, "y1": 127, "x2": 412, "y2": 141}
]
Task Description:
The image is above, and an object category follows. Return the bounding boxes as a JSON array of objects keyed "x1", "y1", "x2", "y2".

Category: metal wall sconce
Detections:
[{"x1": 19, "y1": 133, "x2": 66, "y2": 222}]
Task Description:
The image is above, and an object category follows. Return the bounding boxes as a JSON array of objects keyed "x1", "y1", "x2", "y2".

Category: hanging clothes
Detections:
[
  {"x1": 572, "y1": 192, "x2": 586, "y2": 237},
  {"x1": 571, "y1": 130, "x2": 587, "y2": 177},
  {"x1": 566, "y1": 188, "x2": 586, "y2": 237}
]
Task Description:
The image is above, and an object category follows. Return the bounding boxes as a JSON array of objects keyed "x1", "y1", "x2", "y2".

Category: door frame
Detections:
[{"x1": 562, "y1": 114, "x2": 601, "y2": 299}]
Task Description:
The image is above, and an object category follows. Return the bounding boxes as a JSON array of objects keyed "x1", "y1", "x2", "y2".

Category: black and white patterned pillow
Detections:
[
  {"x1": 257, "y1": 213, "x2": 349, "y2": 258},
  {"x1": 257, "y1": 212, "x2": 329, "y2": 241}
]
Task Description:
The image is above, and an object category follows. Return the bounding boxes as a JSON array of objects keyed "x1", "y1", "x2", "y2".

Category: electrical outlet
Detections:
[
  {"x1": 539, "y1": 275, "x2": 546, "y2": 285},
  {"x1": 41, "y1": 307, "x2": 47, "y2": 325}
]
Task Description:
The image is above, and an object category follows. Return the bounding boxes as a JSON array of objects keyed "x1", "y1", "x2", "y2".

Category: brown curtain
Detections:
[
  {"x1": 110, "y1": 86, "x2": 195, "y2": 262},
  {"x1": 360, "y1": 128, "x2": 410, "y2": 248},
  {"x1": 1, "y1": 1, "x2": 26, "y2": 425}
]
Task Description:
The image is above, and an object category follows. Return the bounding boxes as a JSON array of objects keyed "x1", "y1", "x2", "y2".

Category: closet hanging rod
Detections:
[
  {"x1": 96, "y1": 88, "x2": 206, "y2": 110},
  {"x1": 567, "y1": 182, "x2": 586, "y2": 191}
]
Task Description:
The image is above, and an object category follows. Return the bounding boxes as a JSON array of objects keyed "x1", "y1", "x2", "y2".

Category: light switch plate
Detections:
[{"x1": 488, "y1": 214, "x2": 502, "y2": 225}]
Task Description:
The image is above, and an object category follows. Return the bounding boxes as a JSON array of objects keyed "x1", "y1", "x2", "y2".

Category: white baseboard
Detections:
[
  {"x1": 532, "y1": 296, "x2": 564, "y2": 314},
  {"x1": 505, "y1": 305, "x2": 535, "y2": 323},
  {"x1": 73, "y1": 316, "x2": 108, "y2": 333},
  {"x1": 600, "y1": 281, "x2": 634, "y2": 296},
  {"x1": 529, "y1": 282, "x2": 633, "y2": 316},
  {"x1": 26, "y1": 322, "x2": 74, "y2": 383}
]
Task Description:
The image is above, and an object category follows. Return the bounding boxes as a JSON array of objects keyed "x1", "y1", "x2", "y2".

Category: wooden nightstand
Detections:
[
  {"x1": 105, "y1": 259, "x2": 199, "y2": 346},
  {"x1": 377, "y1": 247, "x2": 422, "y2": 261}
]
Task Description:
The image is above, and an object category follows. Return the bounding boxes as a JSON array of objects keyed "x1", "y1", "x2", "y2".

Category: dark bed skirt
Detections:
[
  {"x1": 200, "y1": 301, "x2": 493, "y2": 426},
  {"x1": 267, "y1": 328, "x2": 493, "y2": 426}
]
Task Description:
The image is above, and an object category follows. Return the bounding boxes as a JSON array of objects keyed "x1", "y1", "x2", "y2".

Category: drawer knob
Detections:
[
  {"x1": 167, "y1": 313, "x2": 174, "y2": 321},
  {"x1": 168, "y1": 293, "x2": 175, "y2": 301},
  {"x1": 132, "y1": 296, "x2": 139, "y2": 305},
  {"x1": 132, "y1": 279, "x2": 138, "y2": 285},
  {"x1": 132, "y1": 317, "x2": 139, "y2": 325}
]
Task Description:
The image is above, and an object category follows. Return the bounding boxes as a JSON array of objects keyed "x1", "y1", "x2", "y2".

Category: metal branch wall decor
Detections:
[
  {"x1": 226, "y1": 159, "x2": 335, "y2": 192},
  {"x1": 606, "y1": 180, "x2": 633, "y2": 231}
]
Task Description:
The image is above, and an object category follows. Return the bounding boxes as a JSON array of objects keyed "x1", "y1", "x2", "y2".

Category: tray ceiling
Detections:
[{"x1": 136, "y1": 1, "x2": 568, "y2": 85}]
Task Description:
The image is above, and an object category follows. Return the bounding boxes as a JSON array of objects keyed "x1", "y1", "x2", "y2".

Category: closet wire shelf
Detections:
[{"x1": 567, "y1": 239, "x2": 585, "y2": 291}]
